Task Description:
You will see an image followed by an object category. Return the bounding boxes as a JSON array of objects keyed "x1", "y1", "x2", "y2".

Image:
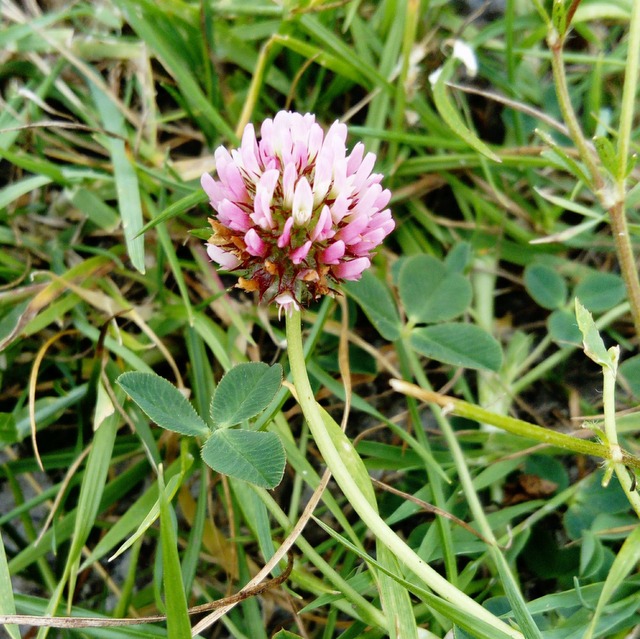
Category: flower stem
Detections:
[{"x1": 285, "y1": 308, "x2": 524, "y2": 639}]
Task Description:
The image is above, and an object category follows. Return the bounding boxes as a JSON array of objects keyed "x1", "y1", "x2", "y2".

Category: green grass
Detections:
[{"x1": 1, "y1": 0, "x2": 640, "y2": 638}]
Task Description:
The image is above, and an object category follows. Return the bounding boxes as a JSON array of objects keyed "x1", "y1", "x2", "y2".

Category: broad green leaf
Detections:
[
  {"x1": 619, "y1": 354, "x2": 640, "y2": 397},
  {"x1": 158, "y1": 468, "x2": 191, "y2": 639},
  {"x1": 574, "y1": 298, "x2": 616, "y2": 371},
  {"x1": 117, "y1": 371, "x2": 209, "y2": 437},
  {"x1": 343, "y1": 269, "x2": 402, "y2": 341},
  {"x1": 410, "y1": 323, "x2": 503, "y2": 371},
  {"x1": 210, "y1": 362, "x2": 283, "y2": 428},
  {"x1": 202, "y1": 429, "x2": 285, "y2": 489},
  {"x1": 564, "y1": 471, "x2": 630, "y2": 540},
  {"x1": 399, "y1": 255, "x2": 472, "y2": 324},
  {"x1": 574, "y1": 272, "x2": 626, "y2": 313},
  {"x1": 524, "y1": 263, "x2": 568, "y2": 310},
  {"x1": 444, "y1": 241, "x2": 472, "y2": 274},
  {"x1": 272, "y1": 631, "x2": 304, "y2": 639},
  {"x1": 548, "y1": 309, "x2": 582, "y2": 346}
]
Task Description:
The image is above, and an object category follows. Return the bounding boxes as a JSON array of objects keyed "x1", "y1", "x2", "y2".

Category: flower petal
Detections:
[
  {"x1": 319, "y1": 240, "x2": 345, "y2": 264},
  {"x1": 207, "y1": 244, "x2": 241, "y2": 270},
  {"x1": 244, "y1": 228, "x2": 267, "y2": 257},
  {"x1": 292, "y1": 177, "x2": 313, "y2": 226},
  {"x1": 332, "y1": 257, "x2": 370, "y2": 280},
  {"x1": 290, "y1": 240, "x2": 312, "y2": 264}
]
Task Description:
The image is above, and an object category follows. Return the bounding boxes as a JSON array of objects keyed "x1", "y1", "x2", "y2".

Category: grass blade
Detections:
[
  {"x1": 157, "y1": 466, "x2": 191, "y2": 639},
  {"x1": 90, "y1": 83, "x2": 145, "y2": 273}
]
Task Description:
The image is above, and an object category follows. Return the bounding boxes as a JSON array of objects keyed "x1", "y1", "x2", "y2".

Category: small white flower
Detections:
[
  {"x1": 428, "y1": 39, "x2": 478, "y2": 87},
  {"x1": 452, "y1": 39, "x2": 478, "y2": 78}
]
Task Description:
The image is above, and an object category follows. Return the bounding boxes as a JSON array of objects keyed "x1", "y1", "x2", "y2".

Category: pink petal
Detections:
[
  {"x1": 207, "y1": 244, "x2": 241, "y2": 270},
  {"x1": 283, "y1": 162, "x2": 297, "y2": 208},
  {"x1": 349, "y1": 227, "x2": 387, "y2": 255},
  {"x1": 252, "y1": 169, "x2": 279, "y2": 229},
  {"x1": 310, "y1": 205, "x2": 332, "y2": 242},
  {"x1": 275, "y1": 292, "x2": 300, "y2": 320},
  {"x1": 351, "y1": 183, "x2": 383, "y2": 218},
  {"x1": 312, "y1": 153, "x2": 333, "y2": 205},
  {"x1": 201, "y1": 173, "x2": 224, "y2": 207},
  {"x1": 290, "y1": 240, "x2": 312, "y2": 265},
  {"x1": 329, "y1": 193, "x2": 351, "y2": 224},
  {"x1": 336, "y1": 214, "x2": 369, "y2": 244},
  {"x1": 319, "y1": 240, "x2": 345, "y2": 264},
  {"x1": 218, "y1": 199, "x2": 252, "y2": 232},
  {"x1": 215, "y1": 147, "x2": 247, "y2": 202},
  {"x1": 332, "y1": 257, "x2": 370, "y2": 280},
  {"x1": 307, "y1": 122, "x2": 325, "y2": 159},
  {"x1": 239, "y1": 123, "x2": 260, "y2": 177},
  {"x1": 259, "y1": 117, "x2": 275, "y2": 157},
  {"x1": 292, "y1": 140, "x2": 310, "y2": 171},
  {"x1": 244, "y1": 228, "x2": 267, "y2": 257},
  {"x1": 350, "y1": 152, "x2": 376, "y2": 190},
  {"x1": 278, "y1": 216, "x2": 294, "y2": 248},
  {"x1": 346, "y1": 142, "x2": 365, "y2": 175},
  {"x1": 374, "y1": 188, "x2": 392, "y2": 210}
]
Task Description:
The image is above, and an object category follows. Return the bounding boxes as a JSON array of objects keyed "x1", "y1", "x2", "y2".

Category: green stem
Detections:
[
  {"x1": 616, "y1": 0, "x2": 640, "y2": 185},
  {"x1": 286, "y1": 309, "x2": 524, "y2": 639},
  {"x1": 548, "y1": 9, "x2": 640, "y2": 337},
  {"x1": 391, "y1": 380, "x2": 640, "y2": 472},
  {"x1": 402, "y1": 344, "x2": 542, "y2": 639},
  {"x1": 548, "y1": 30, "x2": 603, "y2": 191},
  {"x1": 608, "y1": 201, "x2": 640, "y2": 338},
  {"x1": 602, "y1": 360, "x2": 640, "y2": 518},
  {"x1": 609, "y1": 0, "x2": 640, "y2": 337}
]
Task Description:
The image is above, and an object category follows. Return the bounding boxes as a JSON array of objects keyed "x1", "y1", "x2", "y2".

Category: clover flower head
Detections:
[{"x1": 202, "y1": 111, "x2": 394, "y2": 316}]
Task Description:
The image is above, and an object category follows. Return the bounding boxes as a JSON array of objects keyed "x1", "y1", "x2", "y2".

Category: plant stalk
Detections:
[
  {"x1": 390, "y1": 379, "x2": 640, "y2": 472},
  {"x1": 286, "y1": 309, "x2": 524, "y2": 639},
  {"x1": 602, "y1": 359, "x2": 640, "y2": 518}
]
